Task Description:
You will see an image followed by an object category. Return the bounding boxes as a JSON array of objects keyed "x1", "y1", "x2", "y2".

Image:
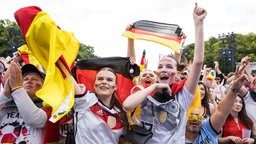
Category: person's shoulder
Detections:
[
  {"x1": 201, "y1": 117, "x2": 213, "y2": 131},
  {"x1": 248, "y1": 90, "x2": 256, "y2": 102},
  {"x1": 206, "y1": 117, "x2": 221, "y2": 135}
]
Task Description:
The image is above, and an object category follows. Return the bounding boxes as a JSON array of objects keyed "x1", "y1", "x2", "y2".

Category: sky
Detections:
[{"x1": 1, "y1": 0, "x2": 255, "y2": 70}]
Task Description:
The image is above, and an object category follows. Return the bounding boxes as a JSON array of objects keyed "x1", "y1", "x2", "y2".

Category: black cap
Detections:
[{"x1": 21, "y1": 64, "x2": 45, "y2": 80}]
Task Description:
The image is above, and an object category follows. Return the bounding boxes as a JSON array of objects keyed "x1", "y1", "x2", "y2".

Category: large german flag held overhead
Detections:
[
  {"x1": 72, "y1": 57, "x2": 140, "y2": 104},
  {"x1": 18, "y1": 45, "x2": 39, "y2": 67},
  {"x1": 122, "y1": 20, "x2": 182, "y2": 52},
  {"x1": 14, "y1": 6, "x2": 79, "y2": 123}
]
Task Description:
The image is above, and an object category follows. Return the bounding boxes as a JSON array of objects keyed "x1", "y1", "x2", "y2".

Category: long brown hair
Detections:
[
  {"x1": 198, "y1": 82, "x2": 210, "y2": 109},
  {"x1": 96, "y1": 67, "x2": 129, "y2": 130},
  {"x1": 227, "y1": 95, "x2": 253, "y2": 130}
]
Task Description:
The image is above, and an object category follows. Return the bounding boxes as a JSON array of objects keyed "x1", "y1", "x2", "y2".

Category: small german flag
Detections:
[
  {"x1": 122, "y1": 20, "x2": 182, "y2": 52},
  {"x1": 140, "y1": 49, "x2": 146, "y2": 71}
]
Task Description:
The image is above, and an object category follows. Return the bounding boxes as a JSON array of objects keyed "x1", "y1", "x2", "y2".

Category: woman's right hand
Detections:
[
  {"x1": 13, "y1": 51, "x2": 21, "y2": 63},
  {"x1": 193, "y1": 3, "x2": 207, "y2": 25},
  {"x1": 126, "y1": 23, "x2": 133, "y2": 31},
  {"x1": 8, "y1": 62, "x2": 23, "y2": 89},
  {"x1": 154, "y1": 83, "x2": 172, "y2": 94}
]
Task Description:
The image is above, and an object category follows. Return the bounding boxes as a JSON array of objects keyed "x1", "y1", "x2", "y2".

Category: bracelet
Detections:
[{"x1": 11, "y1": 86, "x2": 23, "y2": 93}]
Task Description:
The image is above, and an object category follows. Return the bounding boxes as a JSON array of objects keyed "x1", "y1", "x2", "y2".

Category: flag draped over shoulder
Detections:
[
  {"x1": 14, "y1": 6, "x2": 79, "y2": 123},
  {"x1": 18, "y1": 44, "x2": 39, "y2": 66},
  {"x1": 187, "y1": 86, "x2": 201, "y2": 119},
  {"x1": 72, "y1": 57, "x2": 140, "y2": 104},
  {"x1": 122, "y1": 20, "x2": 182, "y2": 53}
]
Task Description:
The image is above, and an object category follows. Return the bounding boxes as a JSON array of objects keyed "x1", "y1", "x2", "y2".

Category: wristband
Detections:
[
  {"x1": 11, "y1": 86, "x2": 23, "y2": 93},
  {"x1": 231, "y1": 88, "x2": 240, "y2": 93}
]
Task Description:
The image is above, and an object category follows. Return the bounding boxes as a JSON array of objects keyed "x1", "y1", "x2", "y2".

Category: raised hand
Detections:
[
  {"x1": 8, "y1": 62, "x2": 23, "y2": 89},
  {"x1": 232, "y1": 64, "x2": 249, "y2": 90},
  {"x1": 193, "y1": 3, "x2": 207, "y2": 24}
]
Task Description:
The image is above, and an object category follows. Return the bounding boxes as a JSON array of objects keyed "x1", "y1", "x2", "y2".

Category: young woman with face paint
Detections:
[
  {"x1": 73, "y1": 67, "x2": 128, "y2": 144},
  {"x1": 123, "y1": 3, "x2": 207, "y2": 143}
]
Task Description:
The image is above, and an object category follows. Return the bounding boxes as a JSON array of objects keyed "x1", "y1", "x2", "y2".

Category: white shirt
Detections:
[
  {"x1": 74, "y1": 90, "x2": 124, "y2": 144},
  {"x1": 244, "y1": 91, "x2": 256, "y2": 129}
]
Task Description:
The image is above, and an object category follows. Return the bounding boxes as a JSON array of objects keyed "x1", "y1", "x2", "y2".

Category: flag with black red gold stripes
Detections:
[
  {"x1": 14, "y1": 6, "x2": 79, "y2": 123},
  {"x1": 122, "y1": 20, "x2": 182, "y2": 52},
  {"x1": 18, "y1": 45, "x2": 39, "y2": 67},
  {"x1": 72, "y1": 57, "x2": 140, "y2": 104}
]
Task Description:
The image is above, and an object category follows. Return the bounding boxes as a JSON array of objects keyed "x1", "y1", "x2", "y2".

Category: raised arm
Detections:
[
  {"x1": 242, "y1": 56, "x2": 254, "y2": 84},
  {"x1": 214, "y1": 61, "x2": 226, "y2": 83},
  {"x1": 185, "y1": 3, "x2": 207, "y2": 95},
  {"x1": 7, "y1": 62, "x2": 47, "y2": 128},
  {"x1": 214, "y1": 61, "x2": 222, "y2": 75},
  {"x1": 237, "y1": 56, "x2": 252, "y2": 97},
  {"x1": 201, "y1": 65, "x2": 212, "y2": 84},
  {"x1": 126, "y1": 24, "x2": 136, "y2": 61},
  {"x1": 1, "y1": 51, "x2": 22, "y2": 85},
  {"x1": 173, "y1": 31, "x2": 187, "y2": 63},
  {"x1": 210, "y1": 64, "x2": 248, "y2": 133}
]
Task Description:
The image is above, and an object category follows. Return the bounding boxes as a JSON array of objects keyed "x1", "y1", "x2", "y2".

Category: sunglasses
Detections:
[{"x1": 188, "y1": 114, "x2": 203, "y2": 121}]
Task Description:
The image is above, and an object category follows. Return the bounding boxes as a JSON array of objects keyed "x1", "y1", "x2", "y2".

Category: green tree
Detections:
[
  {"x1": 184, "y1": 32, "x2": 256, "y2": 74},
  {"x1": 76, "y1": 43, "x2": 98, "y2": 59},
  {"x1": 204, "y1": 37, "x2": 220, "y2": 68},
  {"x1": 236, "y1": 33, "x2": 256, "y2": 61},
  {"x1": 0, "y1": 19, "x2": 25, "y2": 57},
  {"x1": 0, "y1": 19, "x2": 98, "y2": 59}
]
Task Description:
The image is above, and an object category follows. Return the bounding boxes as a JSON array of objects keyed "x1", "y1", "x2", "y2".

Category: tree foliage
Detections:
[
  {"x1": 1, "y1": 19, "x2": 256, "y2": 73},
  {"x1": 76, "y1": 43, "x2": 98, "y2": 59},
  {"x1": 184, "y1": 32, "x2": 256, "y2": 74},
  {"x1": 0, "y1": 19, "x2": 98, "y2": 59},
  {"x1": 0, "y1": 19, "x2": 25, "y2": 57}
]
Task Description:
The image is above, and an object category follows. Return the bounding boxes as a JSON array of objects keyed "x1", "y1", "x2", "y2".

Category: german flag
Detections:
[
  {"x1": 140, "y1": 49, "x2": 146, "y2": 71},
  {"x1": 72, "y1": 57, "x2": 140, "y2": 104},
  {"x1": 14, "y1": 6, "x2": 79, "y2": 123},
  {"x1": 122, "y1": 20, "x2": 182, "y2": 52},
  {"x1": 18, "y1": 45, "x2": 39, "y2": 67}
]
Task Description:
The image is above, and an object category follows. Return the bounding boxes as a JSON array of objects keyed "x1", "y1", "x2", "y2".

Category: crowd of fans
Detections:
[{"x1": 0, "y1": 3, "x2": 255, "y2": 144}]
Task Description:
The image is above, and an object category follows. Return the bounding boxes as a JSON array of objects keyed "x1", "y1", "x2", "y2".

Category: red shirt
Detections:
[{"x1": 222, "y1": 116, "x2": 249, "y2": 144}]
